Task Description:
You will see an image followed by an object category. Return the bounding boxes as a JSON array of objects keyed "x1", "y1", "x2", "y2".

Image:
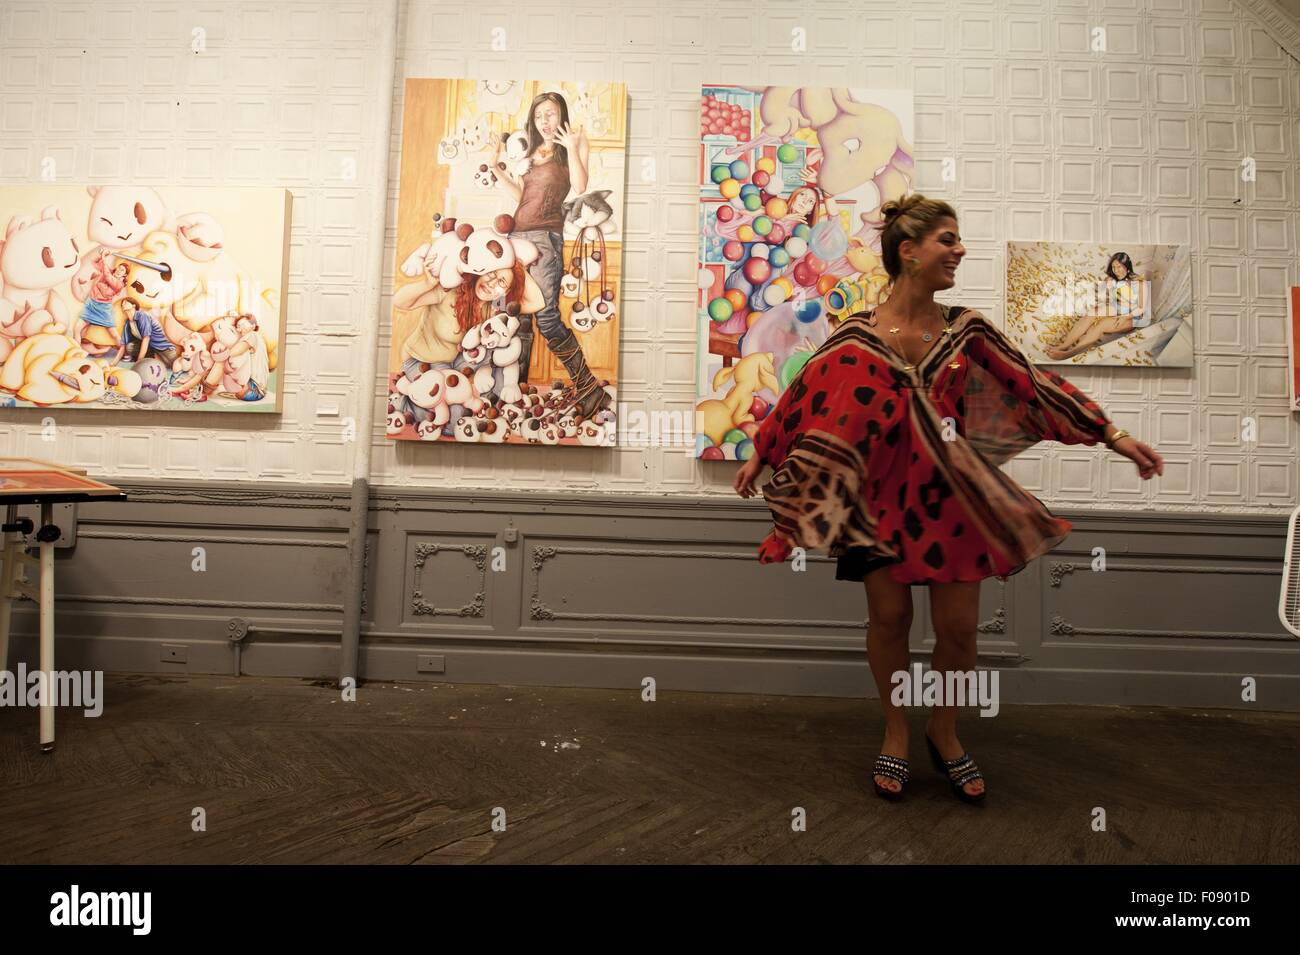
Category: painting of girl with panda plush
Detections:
[{"x1": 389, "y1": 78, "x2": 626, "y2": 445}]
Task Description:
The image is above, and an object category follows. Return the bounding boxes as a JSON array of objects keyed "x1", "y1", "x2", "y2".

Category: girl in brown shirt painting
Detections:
[{"x1": 494, "y1": 90, "x2": 612, "y2": 418}]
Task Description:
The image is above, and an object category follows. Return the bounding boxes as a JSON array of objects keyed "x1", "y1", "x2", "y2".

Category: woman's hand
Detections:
[
  {"x1": 734, "y1": 454, "x2": 764, "y2": 498},
  {"x1": 757, "y1": 529, "x2": 794, "y2": 564},
  {"x1": 1111, "y1": 435, "x2": 1163, "y2": 480},
  {"x1": 553, "y1": 122, "x2": 583, "y2": 152}
]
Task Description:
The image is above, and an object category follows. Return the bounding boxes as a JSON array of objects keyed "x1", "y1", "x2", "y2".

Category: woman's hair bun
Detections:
[{"x1": 881, "y1": 194, "x2": 924, "y2": 227}]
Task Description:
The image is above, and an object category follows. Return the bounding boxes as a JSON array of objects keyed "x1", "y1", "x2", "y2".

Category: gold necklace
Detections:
[{"x1": 878, "y1": 302, "x2": 950, "y2": 370}]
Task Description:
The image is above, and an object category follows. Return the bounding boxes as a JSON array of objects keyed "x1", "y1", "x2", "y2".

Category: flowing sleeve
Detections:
[
  {"x1": 961, "y1": 310, "x2": 1112, "y2": 466},
  {"x1": 748, "y1": 325, "x2": 897, "y2": 563}
]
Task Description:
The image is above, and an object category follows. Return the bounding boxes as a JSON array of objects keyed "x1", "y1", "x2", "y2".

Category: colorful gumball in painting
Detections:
[{"x1": 694, "y1": 84, "x2": 915, "y2": 459}]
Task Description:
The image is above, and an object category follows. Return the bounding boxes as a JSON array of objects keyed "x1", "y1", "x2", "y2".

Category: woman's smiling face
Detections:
[
  {"x1": 1112, "y1": 258, "x2": 1129, "y2": 280},
  {"x1": 533, "y1": 101, "x2": 561, "y2": 141},
  {"x1": 475, "y1": 268, "x2": 512, "y2": 301}
]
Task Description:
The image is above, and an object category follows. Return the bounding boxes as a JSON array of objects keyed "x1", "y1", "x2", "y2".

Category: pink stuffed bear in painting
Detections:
[{"x1": 0, "y1": 207, "x2": 80, "y2": 362}]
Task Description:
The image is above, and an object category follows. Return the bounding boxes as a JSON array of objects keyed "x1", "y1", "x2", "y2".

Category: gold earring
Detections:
[{"x1": 906, "y1": 257, "x2": 921, "y2": 277}]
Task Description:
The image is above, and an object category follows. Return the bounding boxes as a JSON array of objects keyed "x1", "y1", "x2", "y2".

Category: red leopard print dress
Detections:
[{"x1": 752, "y1": 305, "x2": 1112, "y2": 584}]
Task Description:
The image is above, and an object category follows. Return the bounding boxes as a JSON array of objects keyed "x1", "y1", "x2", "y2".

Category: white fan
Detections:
[{"x1": 1279, "y1": 508, "x2": 1300, "y2": 637}]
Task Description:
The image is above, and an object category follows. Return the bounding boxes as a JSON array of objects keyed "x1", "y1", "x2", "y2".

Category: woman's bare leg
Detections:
[
  {"x1": 925, "y1": 580, "x2": 986, "y2": 797},
  {"x1": 1065, "y1": 315, "x2": 1131, "y2": 357},
  {"x1": 1043, "y1": 316, "x2": 1091, "y2": 358},
  {"x1": 1047, "y1": 315, "x2": 1132, "y2": 359},
  {"x1": 865, "y1": 566, "x2": 914, "y2": 793}
]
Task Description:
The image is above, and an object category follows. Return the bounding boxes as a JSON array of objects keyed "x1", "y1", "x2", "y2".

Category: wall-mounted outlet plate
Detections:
[
  {"x1": 161, "y1": 644, "x2": 188, "y2": 663},
  {"x1": 417, "y1": 654, "x2": 445, "y2": 673}
]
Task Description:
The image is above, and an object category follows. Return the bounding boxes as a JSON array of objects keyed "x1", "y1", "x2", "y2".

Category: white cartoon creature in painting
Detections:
[
  {"x1": 126, "y1": 228, "x2": 280, "y2": 372},
  {"x1": 475, "y1": 80, "x2": 524, "y2": 117},
  {"x1": 399, "y1": 215, "x2": 470, "y2": 289},
  {"x1": 476, "y1": 302, "x2": 524, "y2": 404},
  {"x1": 69, "y1": 185, "x2": 168, "y2": 302},
  {"x1": 570, "y1": 83, "x2": 611, "y2": 138},
  {"x1": 561, "y1": 189, "x2": 615, "y2": 242},
  {"x1": 0, "y1": 207, "x2": 80, "y2": 362}
]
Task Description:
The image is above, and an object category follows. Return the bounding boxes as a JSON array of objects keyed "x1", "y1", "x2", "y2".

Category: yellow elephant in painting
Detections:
[
  {"x1": 695, "y1": 352, "x2": 781, "y2": 446},
  {"x1": 0, "y1": 327, "x2": 107, "y2": 405},
  {"x1": 743, "y1": 86, "x2": 914, "y2": 219}
]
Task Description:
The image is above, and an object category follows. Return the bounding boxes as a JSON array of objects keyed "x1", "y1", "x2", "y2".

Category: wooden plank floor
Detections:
[{"x1": 0, "y1": 673, "x2": 1297, "y2": 864}]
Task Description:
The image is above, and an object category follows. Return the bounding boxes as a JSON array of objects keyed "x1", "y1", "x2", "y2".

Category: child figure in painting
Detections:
[
  {"x1": 733, "y1": 195, "x2": 1164, "y2": 805},
  {"x1": 1043, "y1": 252, "x2": 1149, "y2": 360},
  {"x1": 79, "y1": 252, "x2": 128, "y2": 355},
  {"x1": 171, "y1": 332, "x2": 214, "y2": 402},
  {"x1": 209, "y1": 313, "x2": 268, "y2": 402},
  {"x1": 120, "y1": 298, "x2": 179, "y2": 367}
]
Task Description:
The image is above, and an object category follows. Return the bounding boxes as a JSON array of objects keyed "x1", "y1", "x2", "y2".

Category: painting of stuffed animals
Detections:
[
  {"x1": 0, "y1": 185, "x2": 289, "y2": 412},
  {"x1": 389, "y1": 78, "x2": 626, "y2": 445},
  {"x1": 694, "y1": 85, "x2": 914, "y2": 460},
  {"x1": 1005, "y1": 241, "x2": 1193, "y2": 367}
]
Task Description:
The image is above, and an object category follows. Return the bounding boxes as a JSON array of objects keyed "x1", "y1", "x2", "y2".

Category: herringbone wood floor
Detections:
[{"x1": 0, "y1": 674, "x2": 1296, "y2": 864}]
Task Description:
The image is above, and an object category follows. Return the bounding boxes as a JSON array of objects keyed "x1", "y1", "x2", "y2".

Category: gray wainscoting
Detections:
[{"x1": 3, "y1": 481, "x2": 1297, "y2": 711}]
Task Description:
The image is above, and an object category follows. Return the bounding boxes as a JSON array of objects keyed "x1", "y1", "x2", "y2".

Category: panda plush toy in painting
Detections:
[
  {"x1": 452, "y1": 415, "x2": 483, "y2": 443},
  {"x1": 472, "y1": 163, "x2": 499, "y2": 190},
  {"x1": 499, "y1": 130, "x2": 531, "y2": 178}
]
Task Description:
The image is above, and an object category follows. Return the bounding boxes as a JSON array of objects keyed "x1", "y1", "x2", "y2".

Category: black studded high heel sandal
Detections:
[
  {"x1": 925, "y1": 734, "x2": 986, "y2": 804},
  {"x1": 871, "y1": 754, "x2": 910, "y2": 801}
]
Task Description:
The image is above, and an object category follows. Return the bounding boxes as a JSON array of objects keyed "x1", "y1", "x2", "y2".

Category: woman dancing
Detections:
[
  {"x1": 494, "y1": 90, "x2": 611, "y2": 418},
  {"x1": 733, "y1": 195, "x2": 1163, "y2": 803}
]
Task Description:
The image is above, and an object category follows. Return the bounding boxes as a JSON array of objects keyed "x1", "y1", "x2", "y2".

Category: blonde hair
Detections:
[{"x1": 879, "y1": 194, "x2": 958, "y2": 281}]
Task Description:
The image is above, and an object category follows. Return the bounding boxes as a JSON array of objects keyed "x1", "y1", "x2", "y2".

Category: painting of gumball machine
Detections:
[{"x1": 693, "y1": 84, "x2": 914, "y2": 461}]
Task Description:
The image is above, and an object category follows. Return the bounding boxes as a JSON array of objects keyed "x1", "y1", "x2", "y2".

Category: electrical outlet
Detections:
[
  {"x1": 161, "y1": 644, "x2": 188, "y2": 663},
  {"x1": 417, "y1": 654, "x2": 445, "y2": 673}
]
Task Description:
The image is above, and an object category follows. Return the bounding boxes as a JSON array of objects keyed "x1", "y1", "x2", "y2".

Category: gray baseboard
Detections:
[{"x1": 2, "y1": 479, "x2": 1297, "y2": 711}]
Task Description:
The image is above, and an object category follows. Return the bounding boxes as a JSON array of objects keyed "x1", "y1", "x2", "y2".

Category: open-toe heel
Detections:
[
  {"x1": 871, "y1": 754, "x2": 909, "y2": 801},
  {"x1": 925, "y1": 735, "x2": 986, "y2": 804}
]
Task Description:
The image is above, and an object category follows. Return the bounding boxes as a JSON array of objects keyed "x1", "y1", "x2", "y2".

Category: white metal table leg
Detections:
[
  {"x1": 39, "y1": 500, "x2": 54, "y2": 753},
  {"x1": 0, "y1": 504, "x2": 16, "y2": 672}
]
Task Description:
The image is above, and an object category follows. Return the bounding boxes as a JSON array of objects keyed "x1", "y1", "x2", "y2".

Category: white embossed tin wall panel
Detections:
[
  {"x1": 2, "y1": 0, "x2": 1296, "y2": 515},
  {"x1": 377, "y1": 0, "x2": 1300, "y2": 514},
  {"x1": 0, "y1": 0, "x2": 382, "y2": 482}
]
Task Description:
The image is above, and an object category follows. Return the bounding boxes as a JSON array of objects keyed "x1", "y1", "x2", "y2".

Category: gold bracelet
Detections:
[{"x1": 1105, "y1": 428, "x2": 1130, "y2": 447}]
